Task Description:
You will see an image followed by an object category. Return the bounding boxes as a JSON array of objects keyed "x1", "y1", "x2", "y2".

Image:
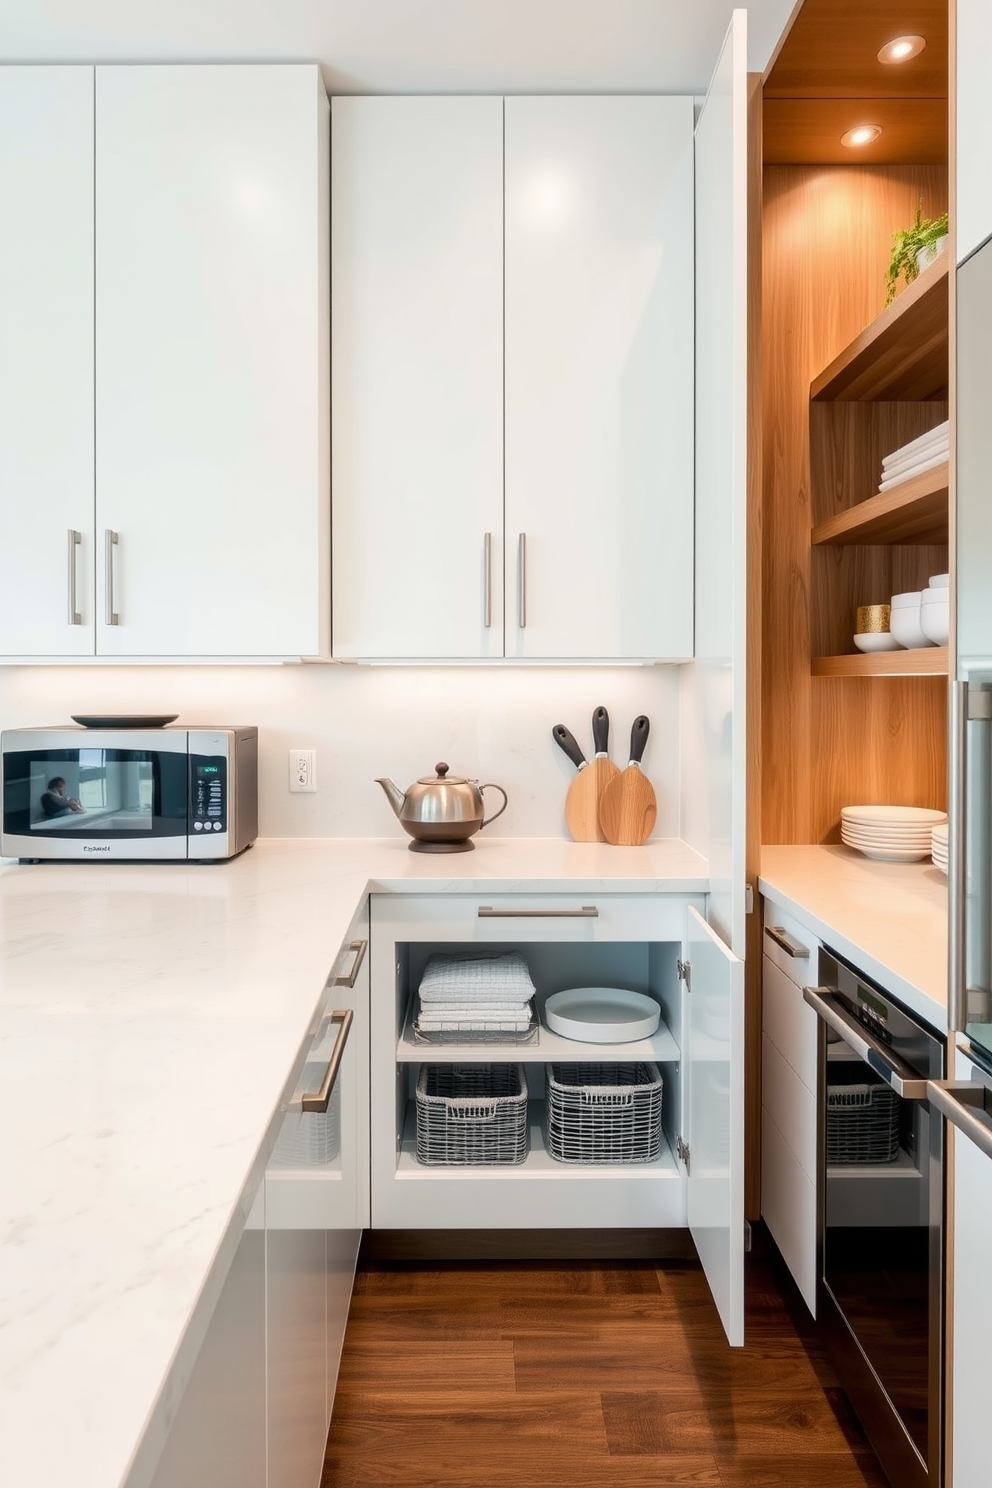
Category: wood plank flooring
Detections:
[{"x1": 322, "y1": 1252, "x2": 890, "y2": 1488}]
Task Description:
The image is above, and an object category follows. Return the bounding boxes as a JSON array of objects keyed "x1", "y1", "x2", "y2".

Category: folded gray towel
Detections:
[{"x1": 418, "y1": 951, "x2": 536, "y2": 1004}]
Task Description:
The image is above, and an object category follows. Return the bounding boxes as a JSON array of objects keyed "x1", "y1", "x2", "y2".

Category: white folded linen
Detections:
[
  {"x1": 882, "y1": 421, "x2": 949, "y2": 468},
  {"x1": 416, "y1": 1013, "x2": 534, "y2": 1031},
  {"x1": 878, "y1": 449, "x2": 949, "y2": 491},
  {"x1": 416, "y1": 1002, "x2": 533, "y2": 1020},
  {"x1": 881, "y1": 439, "x2": 948, "y2": 482},
  {"x1": 418, "y1": 951, "x2": 536, "y2": 1003}
]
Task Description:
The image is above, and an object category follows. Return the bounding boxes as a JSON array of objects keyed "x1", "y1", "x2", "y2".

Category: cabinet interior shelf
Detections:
[
  {"x1": 397, "y1": 996, "x2": 681, "y2": 1065},
  {"x1": 812, "y1": 647, "x2": 949, "y2": 677},
  {"x1": 810, "y1": 255, "x2": 949, "y2": 402},
  {"x1": 811, "y1": 463, "x2": 949, "y2": 546}
]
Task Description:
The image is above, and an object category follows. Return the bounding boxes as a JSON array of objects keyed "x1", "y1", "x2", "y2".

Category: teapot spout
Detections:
[{"x1": 374, "y1": 777, "x2": 406, "y2": 819}]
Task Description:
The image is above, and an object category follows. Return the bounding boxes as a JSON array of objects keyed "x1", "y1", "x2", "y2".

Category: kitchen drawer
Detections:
[
  {"x1": 761, "y1": 1031, "x2": 816, "y2": 1181},
  {"x1": 762, "y1": 954, "x2": 818, "y2": 1096},
  {"x1": 371, "y1": 892, "x2": 702, "y2": 944},
  {"x1": 761, "y1": 1104, "x2": 817, "y2": 1317},
  {"x1": 762, "y1": 899, "x2": 819, "y2": 986}
]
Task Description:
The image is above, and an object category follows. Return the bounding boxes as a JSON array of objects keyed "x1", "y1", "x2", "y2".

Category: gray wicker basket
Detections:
[
  {"x1": 415, "y1": 1063, "x2": 529, "y2": 1166},
  {"x1": 545, "y1": 1062, "x2": 663, "y2": 1165},
  {"x1": 826, "y1": 1081, "x2": 900, "y2": 1164}
]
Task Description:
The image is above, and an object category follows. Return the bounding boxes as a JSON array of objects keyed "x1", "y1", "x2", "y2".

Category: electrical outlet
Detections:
[{"x1": 289, "y1": 749, "x2": 317, "y2": 793}]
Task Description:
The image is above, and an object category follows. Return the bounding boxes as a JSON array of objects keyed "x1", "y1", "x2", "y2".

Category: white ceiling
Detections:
[{"x1": 0, "y1": 0, "x2": 798, "y2": 94}]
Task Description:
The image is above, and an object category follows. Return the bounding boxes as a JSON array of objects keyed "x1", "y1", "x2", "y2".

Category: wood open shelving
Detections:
[
  {"x1": 811, "y1": 461, "x2": 949, "y2": 546},
  {"x1": 810, "y1": 254, "x2": 949, "y2": 402},
  {"x1": 812, "y1": 646, "x2": 948, "y2": 678}
]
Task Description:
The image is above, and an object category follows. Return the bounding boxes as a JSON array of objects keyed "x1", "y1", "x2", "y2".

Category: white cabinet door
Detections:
[
  {"x1": 95, "y1": 65, "x2": 329, "y2": 658},
  {"x1": 686, "y1": 904, "x2": 744, "y2": 1346},
  {"x1": 956, "y1": 0, "x2": 992, "y2": 263},
  {"x1": 949, "y1": 1083, "x2": 992, "y2": 1487},
  {"x1": 0, "y1": 68, "x2": 95, "y2": 657},
  {"x1": 149, "y1": 1188, "x2": 266, "y2": 1488},
  {"x1": 504, "y1": 97, "x2": 694, "y2": 661},
  {"x1": 331, "y1": 97, "x2": 504, "y2": 661}
]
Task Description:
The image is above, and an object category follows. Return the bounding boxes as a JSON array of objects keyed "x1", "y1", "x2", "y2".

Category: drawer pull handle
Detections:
[
  {"x1": 802, "y1": 985, "x2": 928, "y2": 1100},
  {"x1": 477, "y1": 905, "x2": 599, "y2": 918},
  {"x1": 928, "y1": 1079, "x2": 992, "y2": 1161},
  {"x1": 765, "y1": 925, "x2": 809, "y2": 958},
  {"x1": 334, "y1": 938, "x2": 367, "y2": 987},
  {"x1": 301, "y1": 1009, "x2": 353, "y2": 1113}
]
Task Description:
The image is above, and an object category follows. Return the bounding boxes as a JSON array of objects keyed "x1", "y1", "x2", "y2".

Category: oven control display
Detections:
[{"x1": 191, "y1": 758, "x2": 226, "y2": 834}]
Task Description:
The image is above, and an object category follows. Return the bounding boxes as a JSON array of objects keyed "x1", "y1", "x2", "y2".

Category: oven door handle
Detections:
[
  {"x1": 927, "y1": 1080, "x2": 992, "y2": 1161},
  {"x1": 802, "y1": 985, "x2": 929, "y2": 1099}
]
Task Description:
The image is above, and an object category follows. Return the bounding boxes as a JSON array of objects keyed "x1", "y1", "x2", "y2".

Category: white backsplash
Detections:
[{"x1": 0, "y1": 665, "x2": 683, "y2": 840}]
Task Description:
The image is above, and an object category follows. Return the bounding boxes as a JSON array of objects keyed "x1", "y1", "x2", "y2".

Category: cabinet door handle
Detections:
[
  {"x1": 334, "y1": 938, "x2": 367, "y2": 987},
  {"x1": 67, "y1": 530, "x2": 82, "y2": 625},
  {"x1": 483, "y1": 533, "x2": 492, "y2": 629},
  {"x1": 301, "y1": 1009, "x2": 353, "y2": 1113},
  {"x1": 927, "y1": 1079, "x2": 992, "y2": 1161},
  {"x1": 477, "y1": 905, "x2": 599, "y2": 919},
  {"x1": 517, "y1": 533, "x2": 527, "y2": 628},
  {"x1": 764, "y1": 925, "x2": 809, "y2": 958},
  {"x1": 104, "y1": 529, "x2": 120, "y2": 626}
]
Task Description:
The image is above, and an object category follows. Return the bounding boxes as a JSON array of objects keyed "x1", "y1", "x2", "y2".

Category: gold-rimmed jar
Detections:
[{"x1": 856, "y1": 603, "x2": 891, "y2": 634}]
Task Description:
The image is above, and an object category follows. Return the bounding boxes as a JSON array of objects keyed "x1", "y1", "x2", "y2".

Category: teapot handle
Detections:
[{"x1": 479, "y1": 784, "x2": 508, "y2": 830}]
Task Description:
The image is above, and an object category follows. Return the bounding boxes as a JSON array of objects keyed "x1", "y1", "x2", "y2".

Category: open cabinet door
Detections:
[{"x1": 687, "y1": 905, "x2": 745, "y2": 1346}]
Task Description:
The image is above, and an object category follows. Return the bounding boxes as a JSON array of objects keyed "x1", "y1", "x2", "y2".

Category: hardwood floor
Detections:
[{"x1": 322, "y1": 1250, "x2": 890, "y2": 1488}]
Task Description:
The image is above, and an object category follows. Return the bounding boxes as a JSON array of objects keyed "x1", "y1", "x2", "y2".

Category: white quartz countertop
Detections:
[
  {"x1": 759, "y1": 844, "x2": 948, "y2": 1030},
  {"x1": 0, "y1": 835, "x2": 707, "y2": 1488}
]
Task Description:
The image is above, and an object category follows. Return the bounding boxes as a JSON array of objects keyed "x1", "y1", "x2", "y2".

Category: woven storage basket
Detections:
[
  {"x1": 545, "y1": 1062, "x2": 663, "y2": 1164},
  {"x1": 416, "y1": 1063, "x2": 529, "y2": 1166},
  {"x1": 269, "y1": 1062, "x2": 341, "y2": 1169},
  {"x1": 826, "y1": 1081, "x2": 900, "y2": 1164}
]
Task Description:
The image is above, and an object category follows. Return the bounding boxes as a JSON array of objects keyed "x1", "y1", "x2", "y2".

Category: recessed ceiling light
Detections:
[
  {"x1": 878, "y1": 35, "x2": 926, "y2": 64},
  {"x1": 841, "y1": 124, "x2": 883, "y2": 148}
]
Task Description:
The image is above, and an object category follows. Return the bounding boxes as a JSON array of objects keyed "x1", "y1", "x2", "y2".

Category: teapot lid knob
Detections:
[{"x1": 435, "y1": 762, "x2": 449, "y2": 778}]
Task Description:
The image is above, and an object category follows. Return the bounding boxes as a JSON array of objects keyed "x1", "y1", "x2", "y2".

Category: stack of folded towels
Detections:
[
  {"x1": 878, "y1": 421, "x2": 949, "y2": 492},
  {"x1": 415, "y1": 951, "x2": 536, "y2": 1035}
]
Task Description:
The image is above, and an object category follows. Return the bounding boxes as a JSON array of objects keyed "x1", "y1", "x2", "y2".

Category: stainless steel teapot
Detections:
[{"x1": 374, "y1": 762, "x2": 508, "y2": 852}]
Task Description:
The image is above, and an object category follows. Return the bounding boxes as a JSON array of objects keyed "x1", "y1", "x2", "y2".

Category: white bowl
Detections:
[
  {"x1": 854, "y1": 632, "x2": 903, "y2": 653},
  {"x1": 890, "y1": 601, "x2": 935, "y2": 649},
  {"x1": 920, "y1": 600, "x2": 949, "y2": 645},
  {"x1": 891, "y1": 590, "x2": 923, "y2": 609},
  {"x1": 928, "y1": 573, "x2": 949, "y2": 589},
  {"x1": 543, "y1": 987, "x2": 661, "y2": 1043}
]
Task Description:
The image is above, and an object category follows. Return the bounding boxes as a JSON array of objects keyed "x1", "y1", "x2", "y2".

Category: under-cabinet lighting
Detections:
[
  {"x1": 841, "y1": 124, "x2": 882, "y2": 147},
  {"x1": 878, "y1": 34, "x2": 926, "y2": 64}
]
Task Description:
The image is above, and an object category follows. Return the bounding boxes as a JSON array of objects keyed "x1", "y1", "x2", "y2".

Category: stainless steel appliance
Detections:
[
  {"x1": 1, "y1": 727, "x2": 257, "y2": 861},
  {"x1": 374, "y1": 762, "x2": 507, "y2": 852},
  {"x1": 804, "y1": 948, "x2": 944, "y2": 1488}
]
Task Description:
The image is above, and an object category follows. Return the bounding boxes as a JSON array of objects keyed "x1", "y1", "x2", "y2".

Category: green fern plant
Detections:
[{"x1": 885, "y1": 202, "x2": 949, "y2": 305}]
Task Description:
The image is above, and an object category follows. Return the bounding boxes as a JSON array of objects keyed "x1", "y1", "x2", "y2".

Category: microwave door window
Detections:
[{"x1": 2, "y1": 748, "x2": 188, "y2": 840}]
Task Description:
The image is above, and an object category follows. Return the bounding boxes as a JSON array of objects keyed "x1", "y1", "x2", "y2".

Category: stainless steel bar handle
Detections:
[
  {"x1": 67, "y1": 530, "x2": 81, "y2": 625},
  {"x1": 104, "y1": 529, "x2": 119, "y2": 626},
  {"x1": 927, "y1": 1079, "x2": 992, "y2": 1162},
  {"x1": 478, "y1": 905, "x2": 599, "y2": 918},
  {"x1": 483, "y1": 533, "x2": 492, "y2": 628},
  {"x1": 333, "y1": 939, "x2": 367, "y2": 989},
  {"x1": 518, "y1": 533, "x2": 527, "y2": 629},
  {"x1": 764, "y1": 925, "x2": 809, "y2": 959},
  {"x1": 802, "y1": 985, "x2": 929, "y2": 1099},
  {"x1": 949, "y1": 679, "x2": 968, "y2": 1031},
  {"x1": 301, "y1": 1009, "x2": 353, "y2": 1113}
]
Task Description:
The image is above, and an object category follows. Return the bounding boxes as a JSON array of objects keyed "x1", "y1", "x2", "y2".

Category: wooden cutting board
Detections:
[
  {"x1": 599, "y1": 716, "x2": 656, "y2": 846},
  {"x1": 552, "y1": 723, "x2": 604, "y2": 842}
]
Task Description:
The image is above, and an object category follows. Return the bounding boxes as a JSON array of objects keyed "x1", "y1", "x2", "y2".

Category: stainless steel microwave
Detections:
[{"x1": 0, "y1": 727, "x2": 258, "y2": 862}]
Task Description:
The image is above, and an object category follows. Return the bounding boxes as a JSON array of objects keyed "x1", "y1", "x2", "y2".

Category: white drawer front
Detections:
[
  {"x1": 372, "y1": 892, "x2": 701, "y2": 943},
  {"x1": 762, "y1": 898, "x2": 819, "y2": 986},
  {"x1": 761, "y1": 1105, "x2": 817, "y2": 1317},
  {"x1": 761, "y1": 1032, "x2": 816, "y2": 1181},
  {"x1": 762, "y1": 954, "x2": 819, "y2": 1096}
]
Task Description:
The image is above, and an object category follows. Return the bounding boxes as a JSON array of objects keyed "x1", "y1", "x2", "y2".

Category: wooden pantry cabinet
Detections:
[
  {"x1": 330, "y1": 94, "x2": 695, "y2": 662},
  {"x1": 0, "y1": 65, "x2": 330, "y2": 661}
]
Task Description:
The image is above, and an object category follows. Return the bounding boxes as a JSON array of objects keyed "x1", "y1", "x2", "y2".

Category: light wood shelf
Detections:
[
  {"x1": 810, "y1": 255, "x2": 949, "y2": 402},
  {"x1": 812, "y1": 647, "x2": 949, "y2": 678},
  {"x1": 811, "y1": 462, "x2": 949, "y2": 546}
]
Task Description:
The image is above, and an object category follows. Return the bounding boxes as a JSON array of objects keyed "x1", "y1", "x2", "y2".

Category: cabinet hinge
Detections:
[
  {"x1": 677, "y1": 958, "x2": 690, "y2": 988},
  {"x1": 745, "y1": 884, "x2": 754, "y2": 915},
  {"x1": 676, "y1": 1134, "x2": 690, "y2": 1172},
  {"x1": 743, "y1": 1219, "x2": 753, "y2": 1253}
]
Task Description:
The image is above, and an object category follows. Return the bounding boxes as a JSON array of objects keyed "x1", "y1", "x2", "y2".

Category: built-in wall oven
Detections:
[{"x1": 804, "y1": 947, "x2": 944, "y2": 1488}]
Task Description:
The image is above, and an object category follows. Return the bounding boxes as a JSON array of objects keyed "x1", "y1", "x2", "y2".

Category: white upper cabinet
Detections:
[
  {"x1": 331, "y1": 97, "x2": 505, "y2": 661},
  {"x1": 956, "y1": 0, "x2": 992, "y2": 263},
  {"x1": 96, "y1": 66, "x2": 329, "y2": 657},
  {"x1": 504, "y1": 96, "x2": 695, "y2": 661},
  {"x1": 0, "y1": 68, "x2": 95, "y2": 658}
]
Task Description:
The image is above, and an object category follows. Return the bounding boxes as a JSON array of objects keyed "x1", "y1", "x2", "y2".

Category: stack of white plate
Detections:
[
  {"x1": 841, "y1": 805, "x2": 948, "y2": 862},
  {"x1": 931, "y1": 823, "x2": 949, "y2": 875}
]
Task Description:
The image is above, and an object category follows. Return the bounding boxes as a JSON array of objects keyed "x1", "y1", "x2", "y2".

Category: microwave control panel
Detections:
[{"x1": 190, "y1": 757, "x2": 227, "y2": 835}]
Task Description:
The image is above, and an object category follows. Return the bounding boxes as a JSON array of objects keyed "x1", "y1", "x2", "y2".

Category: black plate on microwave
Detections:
[{"x1": 70, "y1": 714, "x2": 179, "y2": 729}]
